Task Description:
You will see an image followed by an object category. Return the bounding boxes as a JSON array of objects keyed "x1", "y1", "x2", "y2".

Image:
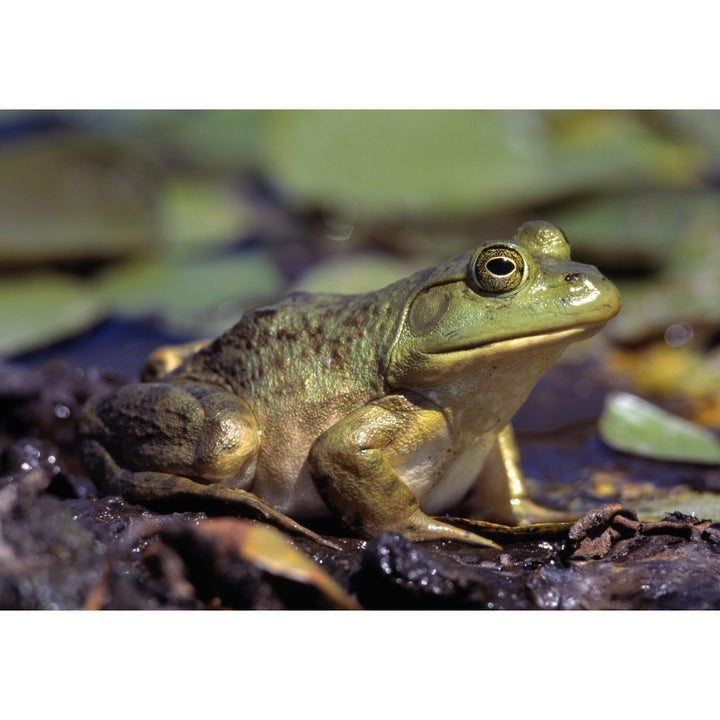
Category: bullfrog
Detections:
[{"x1": 79, "y1": 221, "x2": 621, "y2": 548}]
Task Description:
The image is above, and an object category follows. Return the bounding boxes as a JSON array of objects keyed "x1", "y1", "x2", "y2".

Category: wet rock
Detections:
[
  {"x1": 529, "y1": 541, "x2": 720, "y2": 610},
  {"x1": 356, "y1": 533, "x2": 534, "y2": 609}
]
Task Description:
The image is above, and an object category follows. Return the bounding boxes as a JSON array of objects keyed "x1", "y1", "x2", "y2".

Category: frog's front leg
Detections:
[
  {"x1": 460, "y1": 424, "x2": 578, "y2": 525},
  {"x1": 308, "y1": 395, "x2": 501, "y2": 549},
  {"x1": 79, "y1": 381, "x2": 338, "y2": 547}
]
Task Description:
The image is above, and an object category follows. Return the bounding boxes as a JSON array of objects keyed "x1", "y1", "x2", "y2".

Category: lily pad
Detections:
[
  {"x1": 599, "y1": 391, "x2": 720, "y2": 465},
  {"x1": 263, "y1": 110, "x2": 696, "y2": 218},
  {"x1": 67, "y1": 110, "x2": 267, "y2": 170},
  {"x1": 549, "y1": 191, "x2": 720, "y2": 267},
  {"x1": 159, "y1": 178, "x2": 254, "y2": 249},
  {"x1": 606, "y1": 344, "x2": 720, "y2": 427},
  {"x1": 0, "y1": 273, "x2": 102, "y2": 355},
  {"x1": 631, "y1": 491, "x2": 720, "y2": 522},
  {"x1": 93, "y1": 251, "x2": 284, "y2": 335},
  {"x1": 0, "y1": 133, "x2": 161, "y2": 264},
  {"x1": 293, "y1": 253, "x2": 423, "y2": 295}
]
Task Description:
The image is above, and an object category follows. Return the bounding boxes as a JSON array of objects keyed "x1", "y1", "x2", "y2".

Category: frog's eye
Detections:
[{"x1": 471, "y1": 245, "x2": 526, "y2": 294}]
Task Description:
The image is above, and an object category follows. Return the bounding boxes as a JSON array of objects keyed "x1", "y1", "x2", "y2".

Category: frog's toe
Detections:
[
  {"x1": 402, "y1": 510, "x2": 502, "y2": 549},
  {"x1": 509, "y1": 497, "x2": 580, "y2": 525}
]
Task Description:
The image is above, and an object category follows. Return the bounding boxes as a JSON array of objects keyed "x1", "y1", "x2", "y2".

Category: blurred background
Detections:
[{"x1": 1, "y1": 109, "x2": 719, "y2": 429}]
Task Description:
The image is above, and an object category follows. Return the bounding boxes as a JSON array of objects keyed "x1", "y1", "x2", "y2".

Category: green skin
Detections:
[{"x1": 79, "y1": 221, "x2": 621, "y2": 548}]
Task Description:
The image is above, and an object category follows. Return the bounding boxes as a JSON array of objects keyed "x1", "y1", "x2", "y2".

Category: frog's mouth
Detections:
[{"x1": 423, "y1": 321, "x2": 605, "y2": 356}]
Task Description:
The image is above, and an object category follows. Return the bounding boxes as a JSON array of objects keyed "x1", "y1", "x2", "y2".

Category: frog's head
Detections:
[{"x1": 386, "y1": 220, "x2": 621, "y2": 391}]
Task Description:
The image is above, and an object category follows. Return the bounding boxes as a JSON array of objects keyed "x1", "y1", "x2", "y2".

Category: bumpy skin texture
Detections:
[{"x1": 79, "y1": 221, "x2": 621, "y2": 547}]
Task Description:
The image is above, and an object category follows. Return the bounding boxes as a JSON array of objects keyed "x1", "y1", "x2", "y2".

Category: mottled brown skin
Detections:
[{"x1": 79, "y1": 221, "x2": 621, "y2": 547}]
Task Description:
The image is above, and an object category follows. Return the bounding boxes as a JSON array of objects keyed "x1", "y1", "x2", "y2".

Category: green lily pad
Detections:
[
  {"x1": 631, "y1": 491, "x2": 720, "y2": 522},
  {"x1": 549, "y1": 191, "x2": 720, "y2": 265},
  {"x1": 94, "y1": 251, "x2": 284, "y2": 335},
  {"x1": 0, "y1": 273, "x2": 102, "y2": 355},
  {"x1": 293, "y1": 254, "x2": 423, "y2": 295},
  {"x1": 0, "y1": 133, "x2": 161, "y2": 264},
  {"x1": 599, "y1": 391, "x2": 720, "y2": 465},
  {"x1": 263, "y1": 110, "x2": 696, "y2": 218},
  {"x1": 159, "y1": 179, "x2": 254, "y2": 249},
  {"x1": 67, "y1": 110, "x2": 267, "y2": 170},
  {"x1": 609, "y1": 208, "x2": 720, "y2": 343}
]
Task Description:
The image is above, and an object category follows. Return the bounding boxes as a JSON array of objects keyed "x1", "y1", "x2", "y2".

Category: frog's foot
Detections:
[
  {"x1": 508, "y1": 496, "x2": 580, "y2": 525},
  {"x1": 140, "y1": 340, "x2": 211, "y2": 381},
  {"x1": 399, "y1": 509, "x2": 501, "y2": 549}
]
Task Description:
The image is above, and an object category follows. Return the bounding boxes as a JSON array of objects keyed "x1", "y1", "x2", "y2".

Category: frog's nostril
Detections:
[{"x1": 565, "y1": 272, "x2": 584, "y2": 283}]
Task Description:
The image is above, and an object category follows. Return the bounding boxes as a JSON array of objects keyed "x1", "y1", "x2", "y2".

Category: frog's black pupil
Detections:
[{"x1": 486, "y1": 257, "x2": 515, "y2": 276}]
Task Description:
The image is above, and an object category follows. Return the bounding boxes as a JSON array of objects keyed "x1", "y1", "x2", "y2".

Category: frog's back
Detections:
[{"x1": 175, "y1": 289, "x2": 403, "y2": 424}]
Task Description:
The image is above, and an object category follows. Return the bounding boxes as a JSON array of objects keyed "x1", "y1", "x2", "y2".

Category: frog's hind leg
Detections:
[
  {"x1": 79, "y1": 382, "x2": 342, "y2": 548},
  {"x1": 80, "y1": 381, "x2": 261, "y2": 488},
  {"x1": 81, "y1": 438, "x2": 340, "y2": 548}
]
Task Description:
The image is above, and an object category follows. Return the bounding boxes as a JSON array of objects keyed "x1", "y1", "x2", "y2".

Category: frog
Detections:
[{"x1": 79, "y1": 221, "x2": 621, "y2": 549}]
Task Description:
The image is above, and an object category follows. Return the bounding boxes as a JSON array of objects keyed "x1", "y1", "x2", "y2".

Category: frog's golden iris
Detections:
[{"x1": 471, "y1": 245, "x2": 526, "y2": 294}]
